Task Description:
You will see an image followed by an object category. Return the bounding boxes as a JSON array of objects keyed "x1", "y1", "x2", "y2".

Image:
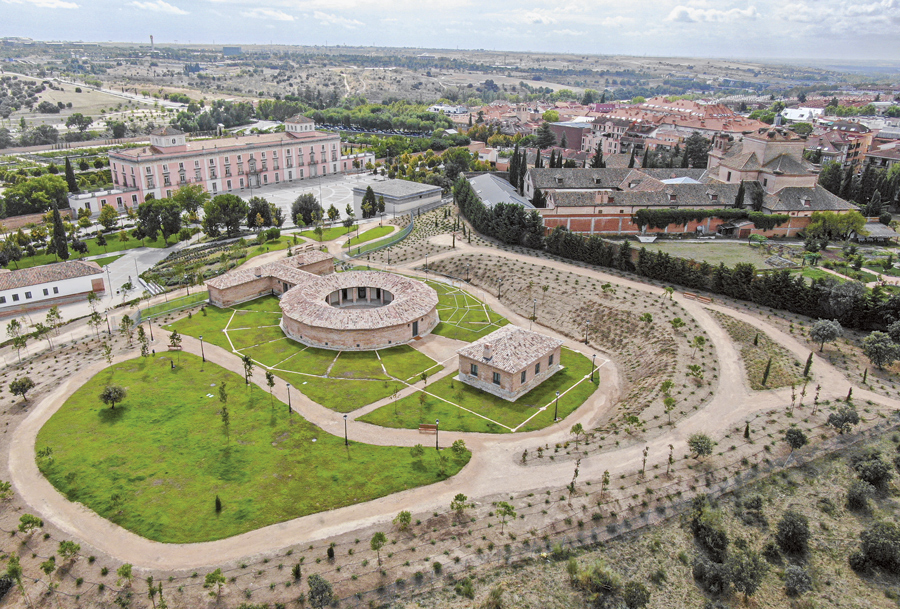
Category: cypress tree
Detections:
[
  {"x1": 803, "y1": 352, "x2": 813, "y2": 377},
  {"x1": 753, "y1": 332, "x2": 758, "y2": 346},
  {"x1": 762, "y1": 357, "x2": 772, "y2": 386},
  {"x1": 744, "y1": 422, "x2": 750, "y2": 439},
  {"x1": 627, "y1": 147, "x2": 635, "y2": 168},
  {"x1": 509, "y1": 143, "x2": 520, "y2": 188},
  {"x1": 518, "y1": 150, "x2": 526, "y2": 194},
  {"x1": 681, "y1": 149, "x2": 690, "y2": 168},
  {"x1": 591, "y1": 143, "x2": 604, "y2": 168},
  {"x1": 735, "y1": 181, "x2": 746, "y2": 208},
  {"x1": 215, "y1": 495, "x2": 222, "y2": 513},
  {"x1": 51, "y1": 200, "x2": 69, "y2": 261},
  {"x1": 560, "y1": 131, "x2": 568, "y2": 149},
  {"x1": 534, "y1": 151, "x2": 542, "y2": 169},
  {"x1": 64, "y1": 157, "x2": 78, "y2": 193},
  {"x1": 641, "y1": 147, "x2": 649, "y2": 168}
]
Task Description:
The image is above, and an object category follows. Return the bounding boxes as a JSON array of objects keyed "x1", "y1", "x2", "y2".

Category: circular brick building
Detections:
[{"x1": 280, "y1": 271, "x2": 439, "y2": 351}]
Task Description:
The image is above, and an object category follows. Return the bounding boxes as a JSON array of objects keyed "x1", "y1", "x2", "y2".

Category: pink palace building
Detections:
[{"x1": 68, "y1": 115, "x2": 374, "y2": 216}]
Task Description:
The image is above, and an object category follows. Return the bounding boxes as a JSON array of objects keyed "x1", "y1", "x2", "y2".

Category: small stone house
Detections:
[{"x1": 457, "y1": 326, "x2": 563, "y2": 401}]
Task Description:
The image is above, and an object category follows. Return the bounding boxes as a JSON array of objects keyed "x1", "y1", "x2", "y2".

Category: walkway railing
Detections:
[{"x1": 348, "y1": 212, "x2": 414, "y2": 258}]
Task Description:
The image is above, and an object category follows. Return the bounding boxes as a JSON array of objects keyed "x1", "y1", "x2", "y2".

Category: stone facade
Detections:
[
  {"x1": 282, "y1": 306, "x2": 438, "y2": 351},
  {"x1": 457, "y1": 326, "x2": 564, "y2": 401}
]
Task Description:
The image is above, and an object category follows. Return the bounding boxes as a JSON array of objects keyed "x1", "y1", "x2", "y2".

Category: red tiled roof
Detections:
[{"x1": 0, "y1": 260, "x2": 102, "y2": 291}]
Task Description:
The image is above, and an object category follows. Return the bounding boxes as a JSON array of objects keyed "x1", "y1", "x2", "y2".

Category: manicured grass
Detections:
[
  {"x1": 163, "y1": 306, "x2": 233, "y2": 351},
  {"x1": 233, "y1": 295, "x2": 282, "y2": 312},
  {"x1": 378, "y1": 345, "x2": 440, "y2": 382},
  {"x1": 359, "y1": 348, "x2": 597, "y2": 433},
  {"x1": 279, "y1": 372, "x2": 404, "y2": 413},
  {"x1": 228, "y1": 327, "x2": 287, "y2": 350},
  {"x1": 300, "y1": 225, "x2": 357, "y2": 242},
  {"x1": 829, "y1": 264, "x2": 878, "y2": 283},
  {"x1": 36, "y1": 354, "x2": 469, "y2": 543},
  {"x1": 329, "y1": 350, "x2": 389, "y2": 380},
  {"x1": 244, "y1": 236, "x2": 312, "y2": 261},
  {"x1": 346, "y1": 225, "x2": 394, "y2": 247},
  {"x1": 642, "y1": 241, "x2": 777, "y2": 268},
  {"x1": 427, "y1": 281, "x2": 508, "y2": 342},
  {"x1": 92, "y1": 254, "x2": 124, "y2": 267},
  {"x1": 274, "y1": 348, "x2": 337, "y2": 376},
  {"x1": 142, "y1": 291, "x2": 210, "y2": 320},
  {"x1": 241, "y1": 337, "x2": 308, "y2": 368},
  {"x1": 10, "y1": 233, "x2": 170, "y2": 270}
]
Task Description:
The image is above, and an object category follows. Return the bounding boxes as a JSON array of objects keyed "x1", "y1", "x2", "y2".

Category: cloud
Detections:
[
  {"x1": 313, "y1": 10, "x2": 363, "y2": 28},
  {"x1": 552, "y1": 29, "x2": 585, "y2": 36},
  {"x1": 240, "y1": 7, "x2": 294, "y2": 20},
  {"x1": 667, "y1": 5, "x2": 759, "y2": 22},
  {"x1": 4, "y1": 0, "x2": 78, "y2": 8},
  {"x1": 129, "y1": 0, "x2": 188, "y2": 14},
  {"x1": 522, "y1": 10, "x2": 556, "y2": 24}
]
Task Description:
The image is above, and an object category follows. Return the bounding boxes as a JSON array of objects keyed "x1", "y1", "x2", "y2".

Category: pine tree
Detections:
[
  {"x1": 64, "y1": 157, "x2": 78, "y2": 193},
  {"x1": 51, "y1": 201, "x2": 69, "y2": 261}
]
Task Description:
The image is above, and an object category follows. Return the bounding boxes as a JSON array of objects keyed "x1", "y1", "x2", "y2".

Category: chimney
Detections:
[{"x1": 483, "y1": 344, "x2": 492, "y2": 360}]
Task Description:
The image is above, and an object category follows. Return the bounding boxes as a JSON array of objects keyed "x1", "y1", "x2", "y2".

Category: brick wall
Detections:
[
  {"x1": 458, "y1": 345, "x2": 562, "y2": 402},
  {"x1": 281, "y1": 306, "x2": 439, "y2": 351}
]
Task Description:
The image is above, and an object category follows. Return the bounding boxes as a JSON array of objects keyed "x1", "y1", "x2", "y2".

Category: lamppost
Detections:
[
  {"x1": 424, "y1": 253, "x2": 428, "y2": 279},
  {"x1": 343, "y1": 414, "x2": 348, "y2": 446},
  {"x1": 530, "y1": 298, "x2": 536, "y2": 331},
  {"x1": 591, "y1": 353, "x2": 596, "y2": 382},
  {"x1": 498, "y1": 277, "x2": 503, "y2": 299},
  {"x1": 286, "y1": 382, "x2": 292, "y2": 416},
  {"x1": 105, "y1": 313, "x2": 112, "y2": 335},
  {"x1": 466, "y1": 264, "x2": 470, "y2": 283},
  {"x1": 435, "y1": 419, "x2": 440, "y2": 450},
  {"x1": 147, "y1": 321, "x2": 154, "y2": 341},
  {"x1": 554, "y1": 391, "x2": 560, "y2": 421},
  {"x1": 199, "y1": 335, "x2": 205, "y2": 362}
]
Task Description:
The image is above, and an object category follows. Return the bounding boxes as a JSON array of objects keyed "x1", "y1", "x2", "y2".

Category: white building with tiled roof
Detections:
[
  {"x1": 0, "y1": 260, "x2": 104, "y2": 315},
  {"x1": 68, "y1": 115, "x2": 374, "y2": 217},
  {"x1": 457, "y1": 325, "x2": 563, "y2": 401}
]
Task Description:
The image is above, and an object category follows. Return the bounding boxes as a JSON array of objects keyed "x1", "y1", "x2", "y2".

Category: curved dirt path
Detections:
[{"x1": 8, "y1": 241, "x2": 900, "y2": 570}]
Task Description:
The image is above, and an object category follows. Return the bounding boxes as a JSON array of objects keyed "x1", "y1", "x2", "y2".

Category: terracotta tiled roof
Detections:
[
  {"x1": 150, "y1": 125, "x2": 184, "y2": 136},
  {"x1": 457, "y1": 326, "x2": 562, "y2": 374},
  {"x1": 0, "y1": 260, "x2": 102, "y2": 291},
  {"x1": 280, "y1": 271, "x2": 438, "y2": 331},
  {"x1": 205, "y1": 251, "x2": 332, "y2": 291}
]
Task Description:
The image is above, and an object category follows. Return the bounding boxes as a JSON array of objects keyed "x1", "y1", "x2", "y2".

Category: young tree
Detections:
[
  {"x1": 99, "y1": 385, "x2": 126, "y2": 409},
  {"x1": 117, "y1": 563, "x2": 133, "y2": 587},
  {"x1": 119, "y1": 315, "x2": 135, "y2": 345},
  {"x1": 33, "y1": 322, "x2": 54, "y2": 350},
  {"x1": 688, "y1": 433, "x2": 714, "y2": 460},
  {"x1": 451, "y1": 493, "x2": 472, "y2": 518},
  {"x1": 101, "y1": 341, "x2": 113, "y2": 365},
  {"x1": 393, "y1": 510, "x2": 412, "y2": 532},
  {"x1": 45, "y1": 306, "x2": 63, "y2": 335},
  {"x1": 57, "y1": 540, "x2": 80, "y2": 561},
  {"x1": 18, "y1": 513, "x2": 43, "y2": 535},
  {"x1": 98, "y1": 204, "x2": 118, "y2": 232},
  {"x1": 495, "y1": 501, "x2": 516, "y2": 534},
  {"x1": 810, "y1": 319, "x2": 843, "y2": 351},
  {"x1": 204, "y1": 568, "x2": 225, "y2": 600},
  {"x1": 168, "y1": 329, "x2": 182, "y2": 351},
  {"x1": 691, "y1": 335, "x2": 706, "y2": 358},
  {"x1": 242, "y1": 354, "x2": 253, "y2": 385},
  {"x1": 410, "y1": 443, "x2": 425, "y2": 460},
  {"x1": 664, "y1": 396, "x2": 676, "y2": 424},
  {"x1": 785, "y1": 428, "x2": 808, "y2": 453},
  {"x1": 9, "y1": 377, "x2": 35, "y2": 403},
  {"x1": 370, "y1": 531, "x2": 387, "y2": 564},
  {"x1": 570, "y1": 422, "x2": 584, "y2": 447},
  {"x1": 5, "y1": 554, "x2": 27, "y2": 607},
  {"x1": 6, "y1": 319, "x2": 27, "y2": 362},
  {"x1": 827, "y1": 405, "x2": 860, "y2": 434},
  {"x1": 137, "y1": 325, "x2": 149, "y2": 357},
  {"x1": 863, "y1": 331, "x2": 899, "y2": 369},
  {"x1": 265, "y1": 370, "x2": 276, "y2": 406},
  {"x1": 307, "y1": 574, "x2": 333, "y2": 609}
]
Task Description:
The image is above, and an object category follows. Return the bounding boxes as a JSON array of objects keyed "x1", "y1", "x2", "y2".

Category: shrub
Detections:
[
  {"x1": 623, "y1": 580, "x2": 651, "y2": 608},
  {"x1": 847, "y1": 480, "x2": 875, "y2": 511},
  {"x1": 178, "y1": 227, "x2": 192, "y2": 241},
  {"x1": 265, "y1": 227, "x2": 281, "y2": 241},
  {"x1": 776, "y1": 510, "x2": 810, "y2": 555},
  {"x1": 454, "y1": 577, "x2": 475, "y2": 599},
  {"x1": 692, "y1": 554, "x2": 731, "y2": 595},
  {"x1": 690, "y1": 496, "x2": 729, "y2": 562},
  {"x1": 854, "y1": 521, "x2": 900, "y2": 573},
  {"x1": 784, "y1": 566, "x2": 812, "y2": 596},
  {"x1": 852, "y1": 449, "x2": 893, "y2": 489}
]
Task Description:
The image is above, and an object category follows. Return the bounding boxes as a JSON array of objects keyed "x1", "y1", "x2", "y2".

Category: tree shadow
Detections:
[{"x1": 98, "y1": 406, "x2": 127, "y2": 424}]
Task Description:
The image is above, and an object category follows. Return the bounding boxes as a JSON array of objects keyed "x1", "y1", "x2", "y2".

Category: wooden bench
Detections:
[
  {"x1": 683, "y1": 292, "x2": 712, "y2": 304},
  {"x1": 418, "y1": 424, "x2": 438, "y2": 434},
  {"x1": 167, "y1": 345, "x2": 183, "y2": 351}
]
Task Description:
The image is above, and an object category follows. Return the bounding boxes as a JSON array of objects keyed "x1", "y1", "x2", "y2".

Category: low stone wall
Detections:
[
  {"x1": 281, "y1": 306, "x2": 438, "y2": 351},
  {"x1": 208, "y1": 277, "x2": 273, "y2": 308}
]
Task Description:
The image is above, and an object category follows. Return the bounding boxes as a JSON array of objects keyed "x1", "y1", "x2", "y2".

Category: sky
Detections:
[{"x1": 2, "y1": 0, "x2": 899, "y2": 62}]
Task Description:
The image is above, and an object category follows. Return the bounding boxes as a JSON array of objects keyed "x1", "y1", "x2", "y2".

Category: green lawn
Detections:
[
  {"x1": 92, "y1": 254, "x2": 124, "y2": 267},
  {"x1": 346, "y1": 226, "x2": 394, "y2": 247},
  {"x1": 165, "y1": 296, "x2": 444, "y2": 412},
  {"x1": 427, "y1": 281, "x2": 508, "y2": 342},
  {"x1": 279, "y1": 373, "x2": 404, "y2": 413},
  {"x1": 359, "y1": 348, "x2": 598, "y2": 433},
  {"x1": 35, "y1": 354, "x2": 469, "y2": 543},
  {"x1": 141, "y1": 291, "x2": 210, "y2": 321},
  {"x1": 10, "y1": 233, "x2": 170, "y2": 270},
  {"x1": 642, "y1": 241, "x2": 777, "y2": 268},
  {"x1": 300, "y1": 225, "x2": 357, "y2": 242},
  {"x1": 378, "y1": 345, "x2": 440, "y2": 382}
]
